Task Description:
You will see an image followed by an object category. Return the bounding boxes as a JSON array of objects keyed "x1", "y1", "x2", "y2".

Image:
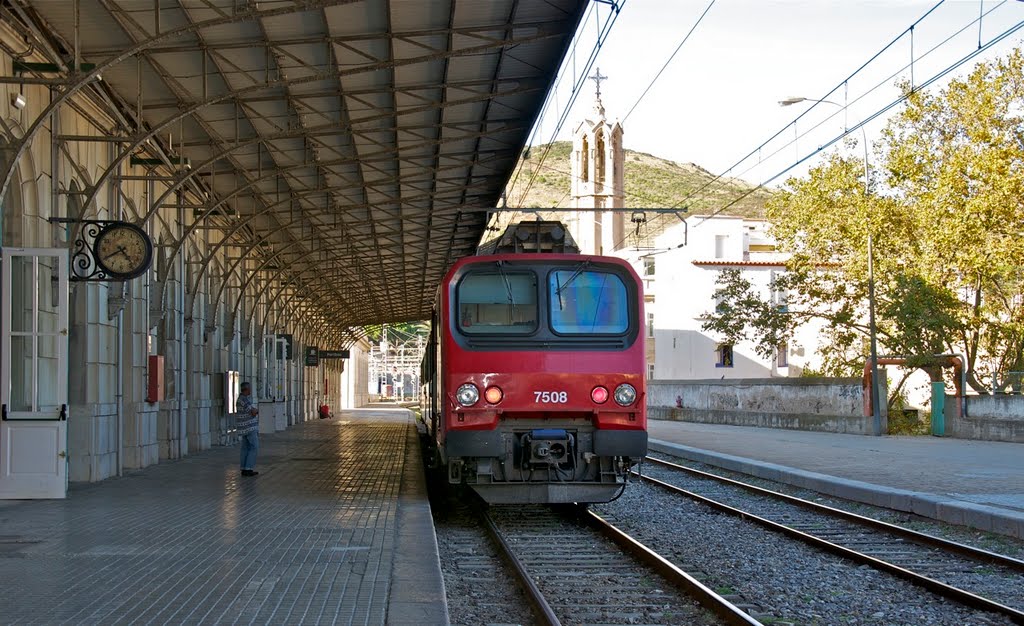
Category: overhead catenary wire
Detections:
[
  {"x1": 681, "y1": 15, "x2": 1024, "y2": 232},
  {"x1": 622, "y1": 0, "x2": 717, "y2": 125},
  {"x1": 715, "y1": 0, "x2": 1005, "y2": 197},
  {"x1": 505, "y1": 0, "x2": 626, "y2": 214},
  {"x1": 615, "y1": 0, "x2": 953, "y2": 245},
  {"x1": 512, "y1": 0, "x2": 943, "y2": 242},
  {"x1": 728, "y1": 18, "x2": 1021, "y2": 208},
  {"x1": 611, "y1": 0, "x2": 1022, "y2": 249},
  {"x1": 502, "y1": 0, "x2": 717, "y2": 231},
  {"x1": 499, "y1": 0, "x2": 1019, "y2": 252}
]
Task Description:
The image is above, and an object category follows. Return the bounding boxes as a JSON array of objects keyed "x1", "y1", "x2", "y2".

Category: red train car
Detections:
[{"x1": 420, "y1": 222, "x2": 647, "y2": 504}]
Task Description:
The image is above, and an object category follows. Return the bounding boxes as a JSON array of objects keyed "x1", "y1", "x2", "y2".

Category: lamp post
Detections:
[{"x1": 780, "y1": 96, "x2": 883, "y2": 436}]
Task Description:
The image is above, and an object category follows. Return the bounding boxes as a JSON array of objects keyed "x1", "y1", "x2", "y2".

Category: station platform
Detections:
[
  {"x1": 0, "y1": 408, "x2": 448, "y2": 625},
  {"x1": 648, "y1": 420, "x2": 1024, "y2": 540}
]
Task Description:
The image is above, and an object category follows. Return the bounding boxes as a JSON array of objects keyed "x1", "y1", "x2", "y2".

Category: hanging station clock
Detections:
[{"x1": 93, "y1": 221, "x2": 154, "y2": 280}]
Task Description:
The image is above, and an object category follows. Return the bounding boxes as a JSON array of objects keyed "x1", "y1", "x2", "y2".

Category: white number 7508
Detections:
[{"x1": 534, "y1": 391, "x2": 568, "y2": 403}]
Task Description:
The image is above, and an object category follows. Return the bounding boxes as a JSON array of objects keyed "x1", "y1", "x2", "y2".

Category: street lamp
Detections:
[{"x1": 780, "y1": 96, "x2": 883, "y2": 436}]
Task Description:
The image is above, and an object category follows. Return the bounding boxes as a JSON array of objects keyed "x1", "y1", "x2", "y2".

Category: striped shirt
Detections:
[{"x1": 236, "y1": 393, "x2": 259, "y2": 434}]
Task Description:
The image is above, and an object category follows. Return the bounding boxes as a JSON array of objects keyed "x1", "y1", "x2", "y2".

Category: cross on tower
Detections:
[{"x1": 589, "y1": 67, "x2": 607, "y2": 100}]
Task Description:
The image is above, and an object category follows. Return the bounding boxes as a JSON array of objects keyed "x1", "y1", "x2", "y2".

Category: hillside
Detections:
[{"x1": 503, "y1": 141, "x2": 772, "y2": 220}]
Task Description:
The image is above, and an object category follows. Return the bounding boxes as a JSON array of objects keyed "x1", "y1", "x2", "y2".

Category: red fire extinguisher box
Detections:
[{"x1": 147, "y1": 355, "x2": 164, "y2": 403}]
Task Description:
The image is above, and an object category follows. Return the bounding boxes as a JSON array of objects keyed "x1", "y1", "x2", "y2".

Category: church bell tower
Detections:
[{"x1": 569, "y1": 68, "x2": 625, "y2": 254}]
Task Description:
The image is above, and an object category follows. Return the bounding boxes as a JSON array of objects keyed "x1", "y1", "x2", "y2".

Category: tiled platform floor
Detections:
[{"x1": 0, "y1": 408, "x2": 447, "y2": 625}]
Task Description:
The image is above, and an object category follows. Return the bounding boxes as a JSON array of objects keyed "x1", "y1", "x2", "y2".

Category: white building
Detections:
[{"x1": 619, "y1": 217, "x2": 825, "y2": 380}]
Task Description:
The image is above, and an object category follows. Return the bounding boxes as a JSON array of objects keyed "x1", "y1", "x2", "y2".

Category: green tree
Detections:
[{"x1": 703, "y1": 49, "x2": 1024, "y2": 392}]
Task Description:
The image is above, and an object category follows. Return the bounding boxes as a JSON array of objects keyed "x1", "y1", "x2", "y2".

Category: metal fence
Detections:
[{"x1": 992, "y1": 371, "x2": 1023, "y2": 395}]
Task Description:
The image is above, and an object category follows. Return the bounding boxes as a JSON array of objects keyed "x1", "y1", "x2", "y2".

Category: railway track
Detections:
[
  {"x1": 639, "y1": 455, "x2": 1024, "y2": 624},
  {"x1": 481, "y1": 504, "x2": 761, "y2": 626},
  {"x1": 432, "y1": 489, "x2": 536, "y2": 625}
]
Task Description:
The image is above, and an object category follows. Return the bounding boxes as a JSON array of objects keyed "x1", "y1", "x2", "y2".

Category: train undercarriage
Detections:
[{"x1": 441, "y1": 418, "x2": 647, "y2": 504}]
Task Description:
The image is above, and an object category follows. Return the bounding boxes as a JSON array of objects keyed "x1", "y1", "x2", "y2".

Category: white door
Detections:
[{"x1": 0, "y1": 248, "x2": 69, "y2": 499}]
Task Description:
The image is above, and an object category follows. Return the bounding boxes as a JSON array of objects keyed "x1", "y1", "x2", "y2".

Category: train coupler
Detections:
[
  {"x1": 448, "y1": 459, "x2": 463, "y2": 483},
  {"x1": 520, "y1": 429, "x2": 574, "y2": 468}
]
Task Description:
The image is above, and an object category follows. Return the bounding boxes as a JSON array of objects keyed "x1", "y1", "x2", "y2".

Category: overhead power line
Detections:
[
  {"x1": 503, "y1": 0, "x2": 717, "y2": 233},
  {"x1": 613, "y1": 0, "x2": 1024, "y2": 249},
  {"x1": 504, "y1": 0, "x2": 626, "y2": 214},
  {"x1": 622, "y1": 0, "x2": 717, "y2": 124}
]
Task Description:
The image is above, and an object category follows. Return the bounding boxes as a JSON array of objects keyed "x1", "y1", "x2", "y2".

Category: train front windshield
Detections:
[
  {"x1": 455, "y1": 263, "x2": 633, "y2": 338},
  {"x1": 457, "y1": 272, "x2": 539, "y2": 334},
  {"x1": 549, "y1": 269, "x2": 628, "y2": 334}
]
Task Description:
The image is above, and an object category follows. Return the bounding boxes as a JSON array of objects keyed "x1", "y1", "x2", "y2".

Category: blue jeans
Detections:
[{"x1": 240, "y1": 432, "x2": 259, "y2": 471}]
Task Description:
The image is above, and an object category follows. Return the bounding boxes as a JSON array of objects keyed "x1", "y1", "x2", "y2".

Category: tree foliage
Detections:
[{"x1": 703, "y1": 49, "x2": 1024, "y2": 391}]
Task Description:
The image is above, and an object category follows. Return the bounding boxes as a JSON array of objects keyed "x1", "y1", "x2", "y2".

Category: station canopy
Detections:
[{"x1": 19, "y1": 0, "x2": 586, "y2": 343}]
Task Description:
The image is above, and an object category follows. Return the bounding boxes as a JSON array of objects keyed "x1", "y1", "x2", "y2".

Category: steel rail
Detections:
[
  {"x1": 582, "y1": 509, "x2": 763, "y2": 626},
  {"x1": 645, "y1": 456, "x2": 1024, "y2": 572},
  {"x1": 478, "y1": 508, "x2": 561, "y2": 626},
  {"x1": 637, "y1": 466, "x2": 1024, "y2": 624}
]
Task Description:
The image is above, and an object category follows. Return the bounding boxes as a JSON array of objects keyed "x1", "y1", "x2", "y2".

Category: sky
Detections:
[{"x1": 526, "y1": 0, "x2": 1024, "y2": 188}]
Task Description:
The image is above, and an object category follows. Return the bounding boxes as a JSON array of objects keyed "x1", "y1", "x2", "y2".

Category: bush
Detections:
[{"x1": 889, "y1": 409, "x2": 930, "y2": 436}]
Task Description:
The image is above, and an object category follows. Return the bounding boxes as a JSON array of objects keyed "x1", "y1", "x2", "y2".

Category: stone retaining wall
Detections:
[
  {"x1": 648, "y1": 378, "x2": 876, "y2": 434},
  {"x1": 649, "y1": 379, "x2": 1023, "y2": 442},
  {"x1": 947, "y1": 394, "x2": 1024, "y2": 443}
]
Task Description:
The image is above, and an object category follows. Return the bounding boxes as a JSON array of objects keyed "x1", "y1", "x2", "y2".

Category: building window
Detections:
[
  {"x1": 647, "y1": 312, "x2": 654, "y2": 338},
  {"x1": 716, "y1": 344, "x2": 734, "y2": 368},
  {"x1": 714, "y1": 294, "x2": 727, "y2": 314},
  {"x1": 580, "y1": 136, "x2": 589, "y2": 182},
  {"x1": 777, "y1": 342, "x2": 788, "y2": 368},
  {"x1": 643, "y1": 256, "x2": 655, "y2": 276},
  {"x1": 771, "y1": 270, "x2": 788, "y2": 312},
  {"x1": 715, "y1": 235, "x2": 727, "y2": 259},
  {"x1": 647, "y1": 363, "x2": 655, "y2": 380}
]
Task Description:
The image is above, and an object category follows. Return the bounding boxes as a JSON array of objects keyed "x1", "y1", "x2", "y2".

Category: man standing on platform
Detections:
[{"x1": 236, "y1": 381, "x2": 260, "y2": 476}]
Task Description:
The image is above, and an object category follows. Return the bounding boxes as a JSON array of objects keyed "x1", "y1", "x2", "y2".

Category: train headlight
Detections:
[
  {"x1": 456, "y1": 383, "x2": 480, "y2": 406},
  {"x1": 591, "y1": 386, "x2": 609, "y2": 404},
  {"x1": 484, "y1": 386, "x2": 503, "y2": 404},
  {"x1": 613, "y1": 383, "x2": 637, "y2": 407}
]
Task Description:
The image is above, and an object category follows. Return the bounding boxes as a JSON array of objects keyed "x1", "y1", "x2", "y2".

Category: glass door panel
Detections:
[{"x1": 1, "y1": 248, "x2": 69, "y2": 499}]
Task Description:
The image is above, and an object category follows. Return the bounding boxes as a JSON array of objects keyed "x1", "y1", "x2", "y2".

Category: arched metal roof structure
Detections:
[{"x1": 2, "y1": 0, "x2": 587, "y2": 343}]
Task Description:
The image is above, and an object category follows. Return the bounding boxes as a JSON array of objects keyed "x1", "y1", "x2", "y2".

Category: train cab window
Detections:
[
  {"x1": 549, "y1": 269, "x2": 629, "y2": 334},
  {"x1": 457, "y1": 272, "x2": 538, "y2": 334}
]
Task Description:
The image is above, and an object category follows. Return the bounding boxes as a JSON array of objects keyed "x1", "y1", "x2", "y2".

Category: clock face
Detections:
[{"x1": 94, "y1": 222, "x2": 153, "y2": 279}]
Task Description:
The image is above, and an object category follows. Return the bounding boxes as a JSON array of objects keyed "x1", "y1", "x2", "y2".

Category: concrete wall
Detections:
[
  {"x1": 947, "y1": 394, "x2": 1024, "y2": 443},
  {"x1": 649, "y1": 380, "x2": 1024, "y2": 442},
  {"x1": 648, "y1": 378, "x2": 874, "y2": 434}
]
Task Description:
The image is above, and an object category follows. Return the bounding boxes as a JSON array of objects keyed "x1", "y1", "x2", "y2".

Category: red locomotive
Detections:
[{"x1": 420, "y1": 221, "x2": 647, "y2": 504}]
